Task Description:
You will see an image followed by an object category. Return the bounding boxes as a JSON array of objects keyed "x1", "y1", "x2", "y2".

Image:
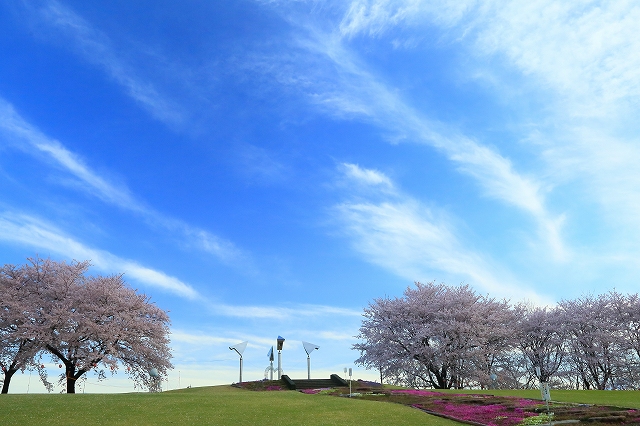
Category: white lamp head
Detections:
[
  {"x1": 302, "y1": 341, "x2": 320, "y2": 356},
  {"x1": 229, "y1": 341, "x2": 248, "y2": 355},
  {"x1": 267, "y1": 346, "x2": 274, "y2": 361}
]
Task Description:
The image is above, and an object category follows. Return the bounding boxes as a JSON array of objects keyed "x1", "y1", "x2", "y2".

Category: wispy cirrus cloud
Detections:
[
  {"x1": 0, "y1": 211, "x2": 200, "y2": 299},
  {"x1": 25, "y1": 0, "x2": 185, "y2": 126},
  {"x1": 334, "y1": 163, "x2": 551, "y2": 304},
  {"x1": 208, "y1": 301, "x2": 360, "y2": 320},
  {"x1": 0, "y1": 98, "x2": 245, "y2": 266},
  {"x1": 170, "y1": 330, "x2": 261, "y2": 347},
  {"x1": 340, "y1": 162, "x2": 393, "y2": 189},
  {"x1": 340, "y1": 0, "x2": 640, "y2": 115},
  {"x1": 0, "y1": 209, "x2": 363, "y2": 317},
  {"x1": 330, "y1": 0, "x2": 640, "y2": 287},
  {"x1": 339, "y1": 0, "x2": 475, "y2": 37},
  {"x1": 260, "y1": 20, "x2": 567, "y2": 260},
  {"x1": 0, "y1": 99, "x2": 140, "y2": 208}
]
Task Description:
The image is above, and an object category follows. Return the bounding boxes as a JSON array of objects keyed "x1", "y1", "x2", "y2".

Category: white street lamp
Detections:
[
  {"x1": 229, "y1": 341, "x2": 248, "y2": 383},
  {"x1": 302, "y1": 341, "x2": 319, "y2": 379},
  {"x1": 276, "y1": 336, "x2": 285, "y2": 379},
  {"x1": 267, "y1": 346, "x2": 275, "y2": 380}
]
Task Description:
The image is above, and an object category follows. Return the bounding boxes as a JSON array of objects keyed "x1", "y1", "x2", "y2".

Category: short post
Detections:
[{"x1": 536, "y1": 366, "x2": 552, "y2": 425}]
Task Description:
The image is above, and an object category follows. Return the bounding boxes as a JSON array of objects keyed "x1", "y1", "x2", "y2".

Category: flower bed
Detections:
[
  {"x1": 299, "y1": 388, "x2": 332, "y2": 394},
  {"x1": 379, "y1": 391, "x2": 538, "y2": 426},
  {"x1": 233, "y1": 380, "x2": 640, "y2": 425},
  {"x1": 326, "y1": 387, "x2": 640, "y2": 426},
  {"x1": 231, "y1": 380, "x2": 285, "y2": 391},
  {"x1": 401, "y1": 392, "x2": 639, "y2": 425}
]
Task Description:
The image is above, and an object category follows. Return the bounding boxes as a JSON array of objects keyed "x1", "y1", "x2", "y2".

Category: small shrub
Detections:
[{"x1": 518, "y1": 413, "x2": 554, "y2": 425}]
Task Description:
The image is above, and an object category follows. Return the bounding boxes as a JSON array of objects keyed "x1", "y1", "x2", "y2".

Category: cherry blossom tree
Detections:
[
  {"x1": 354, "y1": 282, "x2": 514, "y2": 389},
  {"x1": 514, "y1": 303, "x2": 566, "y2": 384},
  {"x1": 0, "y1": 261, "x2": 50, "y2": 393},
  {"x1": 467, "y1": 297, "x2": 516, "y2": 389},
  {"x1": 558, "y1": 293, "x2": 626, "y2": 390},
  {"x1": 38, "y1": 270, "x2": 172, "y2": 393},
  {"x1": 1, "y1": 257, "x2": 172, "y2": 394},
  {"x1": 607, "y1": 291, "x2": 640, "y2": 388},
  {"x1": 622, "y1": 293, "x2": 640, "y2": 363}
]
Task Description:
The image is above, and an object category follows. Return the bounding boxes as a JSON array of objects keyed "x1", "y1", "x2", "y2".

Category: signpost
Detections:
[{"x1": 535, "y1": 366, "x2": 552, "y2": 424}]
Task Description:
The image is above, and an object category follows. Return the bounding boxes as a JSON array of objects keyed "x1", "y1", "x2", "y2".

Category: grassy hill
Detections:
[
  {"x1": 2, "y1": 385, "x2": 639, "y2": 425},
  {"x1": 0, "y1": 385, "x2": 459, "y2": 426}
]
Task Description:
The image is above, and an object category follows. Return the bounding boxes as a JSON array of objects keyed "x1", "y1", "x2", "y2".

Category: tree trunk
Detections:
[
  {"x1": 66, "y1": 366, "x2": 76, "y2": 394},
  {"x1": 1, "y1": 369, "x2": 17, "y2": 394}
]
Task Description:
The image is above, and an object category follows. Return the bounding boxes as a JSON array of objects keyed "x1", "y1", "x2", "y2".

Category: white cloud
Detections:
[
  {"x1": 234, "y1": 143, "x2": 289, "y2": 184},
  {"x1": 0, "y1": 99, "x2": 140, "y2": 208},
  {"x1": 0, "y1": 212, "x2": 200, "y2": 300},
  {"x1": 0, "y1": 209, "x2": 364, "y2": 321},
  {"x1": 317, "y1": 331, "x2": 355, "y2": 341},
  {"x1": 208, "y1": 301, "x2": 361, "y2": 320},
  {"x1": 339, "y1": 0, "x2": 474, "y2": 37},
  {"x1": 336, "y1": 1, "x2": 640, "y2": 115},
  {"x1": 323, "y1": 0, "x2": 640, "y2": 290},
  {"x1": 29, "y1": 0, "x2": 185, "y2": 126},
  {"x1": 0, "y1": 97, "x2": 246, "y2": 266},
  {"x1": 472, "y1": 1, "x2": 640, "y2": 114},
  {"x1": 340, "y1": 162, "x2": 393, "y2": 189},
  {"x1": 278, "y1": 27, "x2": 568, "y2": 260},
  {"x1": 170, "y1": 330, "x2": 246, "y2": 347},
  {"x1": 334, "y1": 166, "x2": 551, "y2": 304},
  {"x1": 336, "y1": 198, "x2": 551, "y2": 304}
]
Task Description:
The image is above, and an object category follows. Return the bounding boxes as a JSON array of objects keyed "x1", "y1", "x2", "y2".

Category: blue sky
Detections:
[{"x1": 2, "y1": 0, "x2": 640, "y2": 392}]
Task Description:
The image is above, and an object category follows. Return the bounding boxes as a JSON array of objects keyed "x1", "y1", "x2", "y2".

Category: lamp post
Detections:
[
  {"x1": 229, "y1": 341, "x2": 248, "y2": 383},
  {"x1": 267, "y1": 346, "x2": 275, "y2": 380},
  {"x1": 302, "y1": 341, "x2": 319, "y2": 380},
  {"x1": 276, "y1": 336, "x2": 285, "y2": 379}
]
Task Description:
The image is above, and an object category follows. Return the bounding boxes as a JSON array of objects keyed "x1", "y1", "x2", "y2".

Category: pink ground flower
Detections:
[
  {"x1": 265, "y1": 385, "x2": 283, "y2": 391},
  {"x1": 391, "y1": 389, "x2": 444, "y2": 397},
  {"x1": 420, "y1": 399, "x2": 535, "y2": 426},
  {"x1": 299, "y1": 388, "x2": 331, "y2": 394}
]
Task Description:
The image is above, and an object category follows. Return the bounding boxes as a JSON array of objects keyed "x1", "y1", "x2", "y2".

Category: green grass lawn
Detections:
[
  {"x1": 0, "y1": 386, "x2": 460, "y2": 426},
  {"x1": 2, "y1": 386, "x2": 639, "y2": 425},
  {"x1": 437, "y1": 388, "x2": 640, "y2": 408}
]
